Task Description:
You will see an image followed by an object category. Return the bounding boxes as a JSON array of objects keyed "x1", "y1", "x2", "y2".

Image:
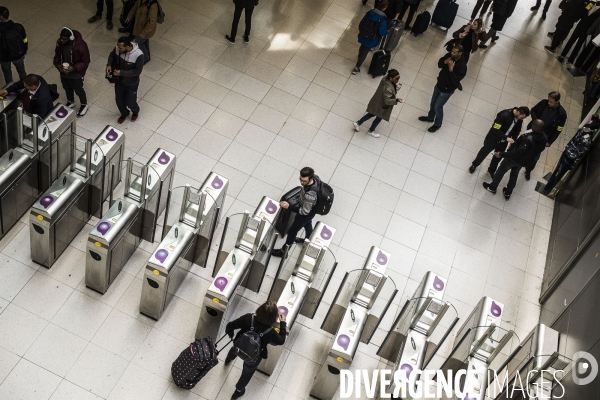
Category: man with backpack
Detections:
[
  {"x1": 0, "y1": 6, "x2": 28, "y2": 85},
  {"x1": 224, "y1": 301, "x2": 286, "y2": 399},
  {"x1": 353, "y1": 0, "x2": 389, "y2": 75},
  {"x1": 54, "y1": 28, "x2": 91, "y2": 118},
  {"x1": 125, "y1": 0, "x2": 159, "y2": 64},
  {"x1": 272, "y1": 167, "x2": 322, "y2": 257},
  {"x1": 0, "y1": 74, "x2": 54, "y2": 118},
  {"x1": 483, "y1": 119, "x2": 547, "y2": 200}
]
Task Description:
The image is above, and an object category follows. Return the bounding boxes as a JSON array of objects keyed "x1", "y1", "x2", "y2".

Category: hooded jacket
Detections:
[
  {"x1": 107, "y1": 42, "x2": 145, "y2": 85},
  {"x1": 53, "y1": 30, "x2": 91, "y2": 78},
  {"x1": 7, "y1": 75, "x2": 53, "y2": 118},
  {"x1": 0, "y1": 20, "x2": 28, "y2": 62},
  {"x1": 127, "y1": 0, "x2": 159, "y2": 39},
  {"x1": 358, "y1": 9, "x2": 389, "y2": 48},
  {"x1": 499, "y1": 130, "x2": 548, "y2": 166}
]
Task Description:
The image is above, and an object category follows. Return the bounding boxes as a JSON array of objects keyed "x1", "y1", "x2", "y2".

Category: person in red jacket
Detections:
[{"x1": 53, "y1": 27, "x2": 90, "y2": 117}]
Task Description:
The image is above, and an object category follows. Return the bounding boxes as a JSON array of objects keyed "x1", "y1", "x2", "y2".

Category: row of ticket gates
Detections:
[{"x1": 0, "y1": 92, "x2": 576, "y2": 400}]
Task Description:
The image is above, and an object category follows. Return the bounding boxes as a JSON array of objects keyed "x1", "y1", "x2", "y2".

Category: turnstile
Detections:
[
  {"x1": 0, "y1": 84, "x2": 23, "y2": 154},
  {"x1": 438, "y1": 297, "x2": 519, "y2": 400},
  {"x1": 0, "y1": 105, "x2": 76, "y2": 239},
  {"x1": 489, "y1": 324, "x2": 573, "y2": 400},
  {"x1": 139, "y1": 171, "x2": 228, "y2": 320},
  {"x1": 376, "y1": 271, "x2": 459, "y2": 399},
  {"x1": 29, "y1": 126, "x2": 125, "y2": 268},
  {"x1": 85, "y1": 148, "x2": 176, "y2": 294},
  {"x1": 311, "y1": 246, "x2": 398, "y2": 399},
  {"x1": 194, "y1": 196, "x2": 281, "y2": 340},
  {"x1": 257, "y1": 221, "x2": 338, "y2": 375}
]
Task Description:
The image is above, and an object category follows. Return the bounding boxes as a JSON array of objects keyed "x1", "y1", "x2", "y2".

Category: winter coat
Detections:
[
  {"x1": 7, "y1": 75, "x2": 53, "y2": 118},
  {"x1": 53, "y1": 30, "x2": 91, "y2": 78},
  {"x1": 107, "y1": 42, "x2": 145, "y2": 85},
  {"x1": 225, "y1": 313, "x2": 286, "y2": 359},
  {"x1": 499, "y1": 130, "x2": 548, "y2": 166},
  {"x1": 366, "y1": 76, "x2": 398, "y2": 121},
  {"x1": 527, "y1": 99, "x2": 568, "y2": 144},
  {"x1": 357, "y1": 9, "x2": 389, "y2": 48},
  {"x1": 0, "y1": 21, "x2": 28, "y2": 62},
  {"x1": 490, "y1": 0, "x2": 518, "y2": 31},
  {"x1": 127, "y1": 0, "x2": 158, "y2": 39},
  {"x1": 452, "y1": 25, "x2": 487, "y2": 53},
  {"x1": 556, "y1": 0, "x2": 592, "y2": 30}
]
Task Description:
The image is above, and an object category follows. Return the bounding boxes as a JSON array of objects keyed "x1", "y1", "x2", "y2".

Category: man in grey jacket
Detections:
[{"x1": 272, "y1": 167, "x2": 320, "y2": 257}]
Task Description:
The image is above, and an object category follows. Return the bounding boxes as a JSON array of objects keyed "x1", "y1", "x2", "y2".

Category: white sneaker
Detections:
[
  {"x1": 66, "y1": 101, "x2": 76, "y2": 108},
  {"x1": 353, "y1": 122, "x2": 360, "y2": 132},
  {"x1": 77, "y1": 104, "x2": 88, "y2": 117},
  {"x1": 367, "y1": 130, "x2": 380, "y2": 138}
]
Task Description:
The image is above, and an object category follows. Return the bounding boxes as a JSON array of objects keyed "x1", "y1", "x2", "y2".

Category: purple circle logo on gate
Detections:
[
  {"x1": 464, "y1": 393, "x2": 476, "y2": 400},
  {"x1": 155, "y1": 249, "x2": 169, "y2": 263},
  {"x1": 376, "y1": 250, "x2": 388, "y2": 265},
  {"x1": 265, "y1": 200, "x2": 277, "y2": 214},
  {"x1": 214, "y1": 277, "x2": 228, "y2": 292},
  {"x1": 433, "y1": 276, "x2": 445, "y2": 291},
  {"x1": 337, "y1": 334, "x2": 350, "y2": 351},
  {"x1": 157, "y1": 151, "x2": 170, "y2": 165},
  {"x1": 399, "y1": 364, "x2": 413, "y2": 378},
  {"x1": 97, "y1": 222, "x2": 111, "y2": 235},
  {"x1": 211, "y1": 175, "x2": 224, "y2": 189},
  {"x1": 490, "y1": 301, "x2": 502, "y2": 317},
  {"x1": 105, "y1": 129, "x2": 118, "y2": 141},
  {"x1": 320, "y1": 225, "x2": 332, "y2": 240},
  {"x1": 278, "y1": 306, "x2": 289, "y2": 317},
  {"x1": 40, "y1": 196, "x2": 54, "y2": 209},
  {"x1": 55, "y1": 106, "x2": 68, "y2": 119}
]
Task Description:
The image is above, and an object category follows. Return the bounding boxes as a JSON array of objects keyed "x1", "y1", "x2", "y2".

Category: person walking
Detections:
[
  {"x1": 125, "y1": 0, "x2": 158, "y2": 64},
  {"x1": 106, "y1": 36, "x2": 144, "y2": 123},
  {"x1": 225, "y1": 0, "x2": 259, "y2": 44},
  {"x1": 418, "y1": 44, "x2": 467, "y2": 132},
  {"x1": 224, "y1": 301, "x2": 286, "y2": 399},
  {"x1": 572, "y1": 16, "x2": 600, "y2": 71},
  {"x1": 483, "y1": 119, "x2": 547, "y2": 200},
  {"x1": 397, "y1": 0, "x2": 420, "y2": 30},
  {"x1": 524, "y1": 92, "x2": 567, "y2": 180},
  {"x1": 557, "y1": 6, "x2": 600, "y2": 63},
  {"x1": 471, "y1": 0, "x2": 493, "y2": 21},
  {"x1": 531, "y1": 0, "x2": 553, "y2": 19},
  {"x1": 0, "y1": 74, "x2": 54, "y2": 118},
  {"x1": 353, "y1": 0, "x2": 389, "y2": 75},
  {"x1": 353, "y1": 69, "x2": 404, "y2": 138},
  {"x1": 0, "y1": 7, "x2": 27, "y2": 85},
  {"x1": 53, "y1": 28, "x2": 91, "y2": 118},
  {"x1": 272, "y1": 167, "x2": 320, "y2": 257},
  {"x1": 545, "y1": 0, "x2": 592, "y2": 53},
  {"x1": 469, "y1": 106, "x2": 530, "y2": 176},
  {"x1": 479, "y1": 0, "x2": 518, "y2": 48},
  {"x1": 384, "y1": 0, "x2": 404, "y2": 20},
  {"x1": 88, "y1": 0, "x2": 114, "y2": 30},
  {"x1": 450, "y1": 19, "x2": 486, "y2": 63}
]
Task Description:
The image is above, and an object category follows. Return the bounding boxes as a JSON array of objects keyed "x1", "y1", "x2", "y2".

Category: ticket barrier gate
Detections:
[
  {"x1": 0, "y1": 85, "x2": 23, "y2": 154},
  {"x1": 139, "y1": 172, "x2": 229, "y2": 320},
  {"x1": 85, "y1": 148, "x2": 176, "y2": 294},
  {"x1": 0, "y1": 105, "x2": 76, "y2": 239},
  {"x1": 29, "y1": 126, "x2": 125, "y2": 268},
  {"x1": 376, "y1": 271, "x2": 459, "y2": 399},
  {"x1": 194, "y1": 196, "x2": 281, "y2": 339},
  {"x1": 489, "y1": 324, "x2": 573, "y2": 400},
  {"x1": 310, "y1": 246, "x2": 398, "y2": 399},
  {"x1": 258, "y1": 221, "x2": 338, "y2": 375},
  {"x1": 438, "y1": 297, "x2": 519, "y2": 400}
]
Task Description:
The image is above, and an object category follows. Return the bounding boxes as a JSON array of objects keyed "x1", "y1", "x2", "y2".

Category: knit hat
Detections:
[{"x1": 60, "y1": 28, "x2": 73, "y2": 38}]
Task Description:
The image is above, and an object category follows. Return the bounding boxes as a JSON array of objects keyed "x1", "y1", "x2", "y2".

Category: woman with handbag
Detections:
[
  {"x1": 449, "y1": 19, "x2": 486, "y2": 63},
  {"x1": 353, "y1": 69, "x2": 404, "y2": 138}
]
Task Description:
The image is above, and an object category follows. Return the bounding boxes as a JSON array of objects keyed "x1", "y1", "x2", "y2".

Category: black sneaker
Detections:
[
  {"x1": 530, "y1": 5, "x2": 539, "y2": 10},
  {"x1": 483, "y1": 182, "x2": 496, "y2": 194},
  {"x1": 502, "y1": 187, "x2": 511, "y2": 200},
  {"x1": 243, "y1": 35, "x2": 249, "y2": 43},
  {"x1": 107, "y1": 19, "x2": 113, "y2": 30},
  {"x1": 271, "y1": 248, "x2": 287, "y2": 258},
  {"x1": 66, "y1": 101, "x2": 76, "y2": 109},
  {"x1": 524, "y1": 171, "x2": 531, "y2": 181},
  {"x1": 88, "y1": 15, "x2": 101, "y2": 23},
  {"x1": 294, "y1": 237, "x2": 305, "y2": 244},
  {"x1": 225, "y1": 35, "x2": 235, "y2": 44},
  {"x1": 77, "y1": 104, "x2": 88, "y2": 117},
  {"x1": 428, "y1": 125, "x2": 441, "y2": 132},
  {"x1": 491, "y1": 36, "x2": 499, "y2": 42},
  {"x1": 469, "y1": 165, "x2": 476, "y2": 174},
  {"x1": 352, "y1": 67, "x2": 360, "y2": 75},
  {"x1": 418, "y1": 116, "x2": 433, "y2": 122},
  {"x1": 479, "y1": 44, "x2": 488, "y2": 49},
  {"x1": 232, "y1": 388, "x2": 246, "y2": 399}
]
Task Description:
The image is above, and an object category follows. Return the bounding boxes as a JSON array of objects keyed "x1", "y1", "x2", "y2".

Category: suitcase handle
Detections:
[{"x1": 214, "y1": 334, "x2": 233, "y2": 355}]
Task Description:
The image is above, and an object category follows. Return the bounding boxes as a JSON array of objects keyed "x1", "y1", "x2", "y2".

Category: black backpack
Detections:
[
  {"x1": 171, "y1": 336, "x2": 221, "y2": 389},
  {"x1": 1, "y1": 25, "x2": 25, "y2": 60},
  {"x1": 313, "y1": 180, "x2": 334, "y2": 216},
  {"x1": 232, "y1": 314, "x2": 272, "y2": 362},
  {"x1": 359, "y1": 12, "x2": 382, "y2": 41}
]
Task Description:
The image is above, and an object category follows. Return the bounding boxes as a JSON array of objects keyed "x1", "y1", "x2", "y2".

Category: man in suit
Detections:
[{"x1": 0, "y1": 74, "x2": 53, "y2": 118}]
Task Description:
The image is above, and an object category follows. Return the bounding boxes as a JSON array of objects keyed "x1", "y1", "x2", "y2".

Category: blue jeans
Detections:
[
  {"x1": 136, "y1": 38, "x2": 150, "y2": 63},
  {"x1": 357, "y1": 113, "x2": 382, "y2": 132},
  {"x1": 427, "y1": 85, "x2": 454, "y2": 127},
  {"x1": 115, "y1": 82, "x2": 139, "y2": 118},
  {"x1": 1, "y1": 57, "x2": 27, "y2": 85},
  {"x1": 544, "y1": 153, "x2": 574, "y2": 193}
]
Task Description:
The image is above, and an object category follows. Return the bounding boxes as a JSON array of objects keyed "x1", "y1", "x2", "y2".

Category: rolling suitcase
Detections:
[
  {"x1": 432, "y1": 0, "x2": 458, "y2": 29},
  {"x1": 275, "y1": 186, "x2": 301, "y2": 235},
  {"x1": 384, "y1": 19, "x2": 404, "y2": 52},
  {"x1": 171, "y1": 336, "x2": 230, "y2": 389},
  {"x1": 368, "y1": 38, "x2": 391, "y2": 78},
  {"x1": 411, "y1": 11, "x2": 431, "y2": 36}
]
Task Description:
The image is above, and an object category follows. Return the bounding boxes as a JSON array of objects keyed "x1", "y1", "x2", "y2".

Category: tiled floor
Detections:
[{"x1": 0, "y1": 0, "x2": 586, "y2": 398}]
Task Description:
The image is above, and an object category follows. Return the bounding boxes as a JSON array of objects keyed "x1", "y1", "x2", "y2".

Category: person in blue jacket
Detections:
[{"x1": 353, "y1": 0, "x2": 389, "y2": 75}]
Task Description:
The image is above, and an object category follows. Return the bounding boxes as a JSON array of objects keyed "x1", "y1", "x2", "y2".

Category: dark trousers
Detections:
[
  {"x1": 489, "y1": 158, "x2": 522, "y2": 194},
  {"x1": 471, "y1": 0, "x2": 492, "y2": 19},
  {"x1": 96, "y1": 0, "x2": 114, "y2": 19},
  {"x1": 231, "y1": 4, "x2": 255, "y2": 40},
  {"x1": 560, "y1": 28, "x2": 588, "y2": 63},
  {"x1": 551, "y1": 29, "x2": 570, "y2": 49},
  {"x1": 356, "y1": 44, "x2": 370, "y2": 69},
  {"x1": 115, "y1": 82, "x2": 140, "y2": 118},
  {"x1": 0, "y1": 57, "x2": 26, "y2": 84},
  {"x1": 544, "y1": 152, "x2": 574, "y2": 193},
  {"x1": 358, "y1": 112, "x2": 382, "y2": 132},
  {"x1": 285, "y1": 212, "x2": 315, "y2": 246},
  {"x1": 427, "y1": 84, "x2": 454, "y2": 127},
  {"x1": 472, "y1": 134, "x2": 508, "y2": 174},
  {"x1": 525, "y1": 151, "x2": 541, "y2": 174},
  {"x1": 60, "y1": 75, "x2": 87, "y2": 104},
  {"x1": 575, "y1": 41, "x2": 600, "y2": 71},
  {"x1": 136, "y1": 38, "x2": 150, "y2": 63},
  {"x1": 533, "y1": 0, "x2": 552, "y2": 12},
  {"x1": 399, "y1": 1, "x2": 419, "y2": 26},
  {"x1": 225, "y1": 347, "x2": 262, "y2": 392}
]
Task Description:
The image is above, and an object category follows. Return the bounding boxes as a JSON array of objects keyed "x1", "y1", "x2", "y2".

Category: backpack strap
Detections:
[
  {"x1": 258, "y1": 327, "x2": 273, "y2": 337},
  {"x1": 250, "y1": 314, "x2": 255, "y2": 331}
]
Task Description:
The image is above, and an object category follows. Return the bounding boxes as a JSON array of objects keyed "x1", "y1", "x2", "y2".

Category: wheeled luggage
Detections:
[
  {"x1": 275, "y1": 186, "x2": 301, "y2": 235},
  {"x1": 432, "y1": 0, "x2": 459, "y2": 29},
  {"x1": 384, "y1": 19, "x2": 404, "y2": 52},
  {"x1": 171, "y1": 336, "x2": 230, "y2": 389},
  {"x1": 411, "y1": 11, "x2": 431, "y2": 36},
  {"x1": 368, "y1": 45, "x2": 391, "y2": 78}
]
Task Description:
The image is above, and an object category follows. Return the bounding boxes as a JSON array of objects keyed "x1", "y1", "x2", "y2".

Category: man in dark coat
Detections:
[
  {"x1": 0, "y1": 74, "x2": 54, "y2": 118},
  {"x1": 557, "y1": 7, "x2": 600, "y2": 63},
  {"x1": 479, "y1": 0, "x2": 519, "y2": 48},
  {"x1": 483, "y1": 120, "x2": 547, "y2": 200},
  {"x1": 0, "y1": 6, "x2": 28, "y2": 85},
  {"x1": 225, "y1": 0, "x2": 259, "y2": 44},
  {"x1": 524, "y1": 92, "x2": 568, "y2": 180},
  {"x1": 53, "y1": 28, "x2": 91, "y2": 117},
  {"x1": 469, "y1": 106, "x2": 530, "y2": 176},
  {"x1": 545, "y1": 0, "x2": 593, "y2": 52}
]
